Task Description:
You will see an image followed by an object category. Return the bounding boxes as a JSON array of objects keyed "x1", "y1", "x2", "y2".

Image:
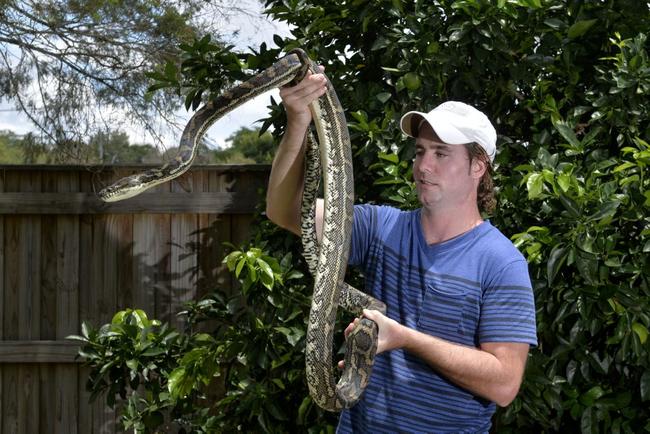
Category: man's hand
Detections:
[
  {"x1": 344, "y1": 309, "x2": 404, "y2": 354},
  {"x1": 279, "y1": 66, "x2": 327, "y2": 134},
  {"x1": 338, "y1": 309, "x2": 405, "y2": 369}
]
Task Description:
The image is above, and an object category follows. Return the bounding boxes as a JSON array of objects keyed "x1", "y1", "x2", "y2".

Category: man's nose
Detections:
[{"x1": 417, "y1": 153, "x2": 436, "y2": 174}]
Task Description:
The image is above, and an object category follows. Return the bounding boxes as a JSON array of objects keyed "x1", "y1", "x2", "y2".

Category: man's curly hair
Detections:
[{"x1": 464, "y1": 142, "x2": 496, "y2": 214}]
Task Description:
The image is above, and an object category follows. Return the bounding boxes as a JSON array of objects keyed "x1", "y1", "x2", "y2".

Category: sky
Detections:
[{"x1": 0, "y1": 1, "x2": 292, "y2": 150}]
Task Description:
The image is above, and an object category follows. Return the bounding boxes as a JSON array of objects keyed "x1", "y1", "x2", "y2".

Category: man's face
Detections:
[{"x1": 412, "y1": 123, "x2": 480, "y2": 210}]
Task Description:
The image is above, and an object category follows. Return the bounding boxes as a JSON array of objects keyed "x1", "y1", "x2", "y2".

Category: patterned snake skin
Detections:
[{"x1": 97, "y1": 48, "x2": 386, "y2": 412}]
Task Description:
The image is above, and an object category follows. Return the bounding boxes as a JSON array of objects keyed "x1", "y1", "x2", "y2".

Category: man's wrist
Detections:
[
  {"x1": 282, "y1": 122, "x2": 309, "y2": 148},
  {"x1": 401, "y1": 323, "x2": 415, "y2": 351}
]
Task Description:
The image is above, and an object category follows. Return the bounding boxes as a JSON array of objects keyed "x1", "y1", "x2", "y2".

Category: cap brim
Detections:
[
  {"x1": 400, "y1": 111, "x2": 472, "y2": 145},
  {"x1": 399, "y1": 111, "x2": 427, "y2": 137}
]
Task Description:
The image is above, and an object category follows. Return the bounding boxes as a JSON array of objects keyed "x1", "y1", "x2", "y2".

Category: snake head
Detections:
[{"x1": 98, "y1": 174, "x2": 150, "y2": 202}]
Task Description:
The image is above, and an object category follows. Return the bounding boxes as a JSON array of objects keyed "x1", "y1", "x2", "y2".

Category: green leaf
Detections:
[
  {"x1": 632, "y1": 322, "x2": 648, "y2": 344},
  {"x1": 612, "y1": 161, "x2": 636, "y2": 173},
  {"x1": 575, "y1": 250, "x2": 598, "y2": 284},
  {"x1": 643, "y1": 240, "x2": 650, "y2": 253},
  {"x1": 256, "y1": 258, "x2": 274, "y2": 279},
  {"x1": 547, "y1": 244, "x2": 568, "y2": 284},
  {"x1": 554, "y1": 122, "x2": 581, "y2": 148},
  {"x1": 260, "y1": 271, "x2": 274, "y2": 290},
  {"x1": 81, "y1": 321, "x2": 93, "y2": 339},
  {"x1": 142, "y1": 347, "x2": 166, "y2": 357},
  {"x1": 579, "y1": 386, "x2": 606, "y2": 407},
  {"x1": 224, "y1": 251, "x2": 242, "y2": 270},
  {"x1": 271, "y1": 378, "x2": 285, "y2": 390},
  {"x1": 168, "y1": 367, "x2": 192, "y2": 399},
  {"x1": 378, "y1": 152, "x2": 399, "y2": 164},
  {"x1": 235, "y1": 257, "x2": 246, "y2": 278},
  {"x1": 587, "y1": 200, "x2": 620, "y2": 221},
  {"x1": 371, "y1": 36, "x2": 390, "y2": 51},
  {"x1": 576, "y1": 232, "x2": 597, "y2": 254},
  {"x1": 527, "y1": 173, "x2": 544, "y2": 199},
  {"x1": 568, "y1": 19, "x2": 598, "y2": 39},
  {"x1": 111, "y1": 310, "x2": 128, "y2": 325},
  {"x1": 376, "y1": 92, "x2": 392, "y2": 103},
  {"x1": 559, "y1": 194, "x2": 581, "y2": 218},
  {"x1": 557, "y1": 172, "x2": 572, "y2": 192},
  {"x1": 581, "y1": 406, "x2": 594, "y2": 434},
  {"x1": 641, "y1": 371, "x2": 650, "y2": 401},
  {"x1": 297, "y1": 396, "x2": 311, "y2": 425},
  {"x1": 248, "y1": 262, "x2": 257, "y2": 282},
  {"x1": 544, "y1": 18, "x2": 566, "y2": 30}
]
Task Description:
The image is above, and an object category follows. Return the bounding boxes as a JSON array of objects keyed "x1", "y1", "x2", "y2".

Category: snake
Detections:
[{"x1": 97, "y1": 48, "x2": 386, "y2": 412}]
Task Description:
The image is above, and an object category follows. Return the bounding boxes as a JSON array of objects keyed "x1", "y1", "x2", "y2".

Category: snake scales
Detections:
[{"x1": 98, "y1": 48, "x2": 386, "y2": 411}]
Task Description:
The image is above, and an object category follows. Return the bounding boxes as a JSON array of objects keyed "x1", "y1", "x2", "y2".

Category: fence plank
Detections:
[
  {"x1": 115, "y1": 215, "x2": 134, "y2": 311},
  {"x1": 2, "y1": 365, "x2": 17, "y2": 434},
  {"x1": 39, "y1": 172, "x2": 56, "y2": 432},
  {"x1": 132, "y1": 214, "x2": 156, "y2": 315},
  {"x1": 56, "y1": 171, "x2": 81, "y2": 434},
  {"x1": 0, "y1": 192, "x2": 258, "y2": 214},
  {"x1": 39, "y1": 181, "x2": 58, "y2": 433},
  {"x1": 76, "y1": 174, "x2": 96, "y2": 434},
  {"x1": 90, "y1": 213, "x2": 119, "y2": 433},
  {"x1": 17, "y1": 171, "x2": 42, "y2": 434},
  {"x1": 0, "y1": 341, "x2": 79, "y2": 363},
  {"x1": 169, "y1": 170, "x2": 197, "y2": 331}
]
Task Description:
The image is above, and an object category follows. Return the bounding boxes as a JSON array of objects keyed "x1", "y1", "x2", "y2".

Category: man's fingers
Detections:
[
  {"x1": 344, "y1": 317, "x2": 359, "y2": 339},
  {"x1": 279, "y1": 76, "x2": 327, "y2": 117},
  {"x1": 282, "y1": 75, "x2": 326, "y2": 99},
  {"x1": 287, "y1": 73, "x2": 326, "y2": 92}
]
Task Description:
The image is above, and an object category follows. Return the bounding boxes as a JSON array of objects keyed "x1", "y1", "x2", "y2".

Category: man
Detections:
[{"x1": 266, "y1": 70, "x2": 537, "y2": 433}]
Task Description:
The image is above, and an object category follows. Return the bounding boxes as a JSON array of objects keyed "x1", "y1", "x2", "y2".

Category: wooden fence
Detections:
[{"x1": 0, "y1": 164, "x2": 271, "y2": 433}]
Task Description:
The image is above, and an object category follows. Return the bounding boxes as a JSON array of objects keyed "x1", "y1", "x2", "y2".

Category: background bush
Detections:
[{"x1": 75, "y1": 1, "x2": 649, "y2": 432}]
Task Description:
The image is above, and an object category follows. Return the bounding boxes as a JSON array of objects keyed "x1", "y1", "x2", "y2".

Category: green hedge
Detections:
[{"x1": 74, "y1": 1, "x2": 649, "y2": 432}]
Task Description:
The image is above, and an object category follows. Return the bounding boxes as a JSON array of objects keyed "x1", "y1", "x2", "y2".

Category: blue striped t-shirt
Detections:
[{"x1": 336, "y1": 205, "x2": 537, "y2": 433}]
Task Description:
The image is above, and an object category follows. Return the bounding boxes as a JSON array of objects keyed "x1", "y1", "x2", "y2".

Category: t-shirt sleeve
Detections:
[
  {"x1": 348, "y1": 204, "x2": 376, "y2": 267},
  {"x1": 478, "y1": 259, "x2": 538, "y2": 346},
  {"x1": 348, "y1": 204, "x2": 400, "y2": 268}
]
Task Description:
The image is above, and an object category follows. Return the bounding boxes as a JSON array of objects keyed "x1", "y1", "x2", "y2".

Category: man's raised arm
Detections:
[{"x1": 266, "y1": 70, "x2": 327, "y2": 238}]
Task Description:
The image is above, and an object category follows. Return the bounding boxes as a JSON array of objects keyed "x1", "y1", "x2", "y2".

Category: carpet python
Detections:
[{"x1": 98, "y1": 48, "x2": 386, "y2": 411}]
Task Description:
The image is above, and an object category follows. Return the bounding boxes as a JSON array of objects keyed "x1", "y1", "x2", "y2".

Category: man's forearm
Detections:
[
  {"x1": 265, "y1": 125, "x2": 308, "y2": 235},
  {"x1": 360, "y1": 309, "x2": 529, "y2": 407},
  {"x1": 399, "y1": 326, "x2": 528, "y2": 407}
]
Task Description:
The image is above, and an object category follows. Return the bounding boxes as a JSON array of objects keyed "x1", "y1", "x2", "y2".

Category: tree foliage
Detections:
[
  {"x1": 211, "y1": 126, "x2": 276, "y2": 163},
  {"x1": 0, "y1": 0, "x2": 255, "y2": 158},
  {"x1": 75, "y1": 0, "x2": 650, "y2": 432},
  {"x1": 0, "y1": 128, "x2": 163, "y2": 163}
]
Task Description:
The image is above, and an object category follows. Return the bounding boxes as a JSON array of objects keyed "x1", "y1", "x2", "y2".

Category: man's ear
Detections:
[{"x1": 471, "y1": 157, "x2": 487, "y2": 180}]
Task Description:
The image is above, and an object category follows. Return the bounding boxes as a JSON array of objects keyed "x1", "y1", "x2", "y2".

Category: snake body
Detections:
[{"x1": 98, "y1": 49, "x2": 386, "y2": 412}]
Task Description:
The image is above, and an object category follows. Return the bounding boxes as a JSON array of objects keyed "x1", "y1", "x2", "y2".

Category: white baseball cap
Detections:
[{"x1": 399, "y1": 101, "x2": 497, "y2": 162}]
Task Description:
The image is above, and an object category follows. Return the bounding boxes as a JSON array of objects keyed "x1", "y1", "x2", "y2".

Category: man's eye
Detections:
[{"x1": 435, "y1": 152, "x2": 447, "y2": 158}]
